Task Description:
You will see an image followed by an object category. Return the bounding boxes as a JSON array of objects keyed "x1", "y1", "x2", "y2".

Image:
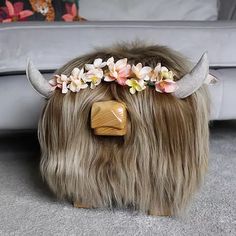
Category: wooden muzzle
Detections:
[{"x1": 91, "y1": 100, "x2": 127, "y2": 136}]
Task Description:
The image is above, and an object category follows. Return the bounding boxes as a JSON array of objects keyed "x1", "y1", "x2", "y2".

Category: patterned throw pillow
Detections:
[{"x1": 0, "y1": 0, "x2": 85, "y2": 22}]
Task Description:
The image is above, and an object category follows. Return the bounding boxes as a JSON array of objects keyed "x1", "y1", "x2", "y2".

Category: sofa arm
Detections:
[{"x1": 209, "y1": 68, "x2": 236, "y2": 120}]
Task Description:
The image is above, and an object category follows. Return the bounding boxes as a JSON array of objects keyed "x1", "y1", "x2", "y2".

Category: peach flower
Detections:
[
  {"x1": 131, "y1": 63, "x2": 152, "y2": 81},
  {"x1": 155, "y1": 79, "x2": 178, "y2": 93},
  {"x1": 104, "y1": 57, "x2": 131, "y2": 85}
]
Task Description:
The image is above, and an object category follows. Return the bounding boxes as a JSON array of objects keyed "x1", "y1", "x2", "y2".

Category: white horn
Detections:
[
  {"x1": 174, "y1": 52, "x2": 209, "y2": 99},
  {"x1": 26, "y1": 59, "x2": 53, "y2": 98}
]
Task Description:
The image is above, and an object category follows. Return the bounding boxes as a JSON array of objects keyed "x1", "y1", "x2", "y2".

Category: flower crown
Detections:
[{"x1": 49, "y1": 57, "x2": 177, "y2": 95}]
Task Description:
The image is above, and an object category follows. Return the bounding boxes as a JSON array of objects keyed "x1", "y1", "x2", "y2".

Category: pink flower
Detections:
[
  {"x1": 155, "y1": 79, "x2": 178, "y2": 93},
  {"x1": 104, "y1": 57, "x2": 131, "y2": 85},
  {"x1": 62, "y1": 3, "x2": 78, "y2": 22},
  {"x1": 0, "y1": 1, "x2": 33, "y2": 23}
]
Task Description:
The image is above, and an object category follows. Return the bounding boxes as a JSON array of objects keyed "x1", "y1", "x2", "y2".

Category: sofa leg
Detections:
[{"x1": 73, "y1": 200, "x2": 92, "y2": 209}]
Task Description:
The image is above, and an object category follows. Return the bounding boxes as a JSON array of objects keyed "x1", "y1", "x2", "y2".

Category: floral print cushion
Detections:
[{"x1": 0, "y1": 0, "x2": 85, "y2": 22}]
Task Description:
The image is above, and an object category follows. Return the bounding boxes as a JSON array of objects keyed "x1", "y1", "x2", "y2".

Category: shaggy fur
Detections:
[{"x1": 38, "y1": 43, "x2": 210, "y2": 216}]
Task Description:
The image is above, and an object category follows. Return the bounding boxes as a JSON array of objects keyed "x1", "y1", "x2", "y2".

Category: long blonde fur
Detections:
[{"x1": 38, "y1": 43, "x2": 210, "y2": 215}]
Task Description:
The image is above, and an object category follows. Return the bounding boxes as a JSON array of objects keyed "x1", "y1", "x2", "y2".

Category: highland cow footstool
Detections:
[{"x1": 26, "y1": 43, "x2": 216, "y2": 216}]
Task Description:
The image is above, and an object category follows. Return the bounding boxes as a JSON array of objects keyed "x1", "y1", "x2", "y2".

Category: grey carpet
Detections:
[{"x1": 0, "y1": 121, "x2": 236, "y2": 236}]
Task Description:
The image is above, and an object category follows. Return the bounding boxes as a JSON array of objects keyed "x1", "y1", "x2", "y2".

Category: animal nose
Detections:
[{"x1": 91, "y1": 100, "x2": 127, "y2": 136}]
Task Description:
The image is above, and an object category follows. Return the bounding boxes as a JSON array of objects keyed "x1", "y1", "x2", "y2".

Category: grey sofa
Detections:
[{"x1": 1, "y1": 18, "x2": 236, "y2": 129}]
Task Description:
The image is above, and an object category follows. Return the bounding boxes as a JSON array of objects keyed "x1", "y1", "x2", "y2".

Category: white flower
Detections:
[
  {"x1": 60, "y1": 74, "x2": 70, "y2": 82},
  {"x1": 131, "y1": 63, "x2": 152, "y2": 81},
  {"x1": 150, "y1": 63, "x2": 161, "y2": 82},
  {"x1": 71, "y1": 67, "x2": 80, "y2": 77},
  {"x1": 70, "y1": 68, "x2": 87, "y2": 82},
  {"x1": 84, "y1": 59, "x2": 107, "y2": 89},
  {"x1": 85, "y1": 58, "x2": 107, "y2": 71},
  {"x1": 150, "y1": 63, "x2": 174, "y2": 82},
  {"x1": 62, "y1": 81, "x2": 68, "y2": 94},
  {"x1": 69, "y1": 78, "x2": 88, "y2": 92},
  {"x1": 66, "y1": 67, "x2": 88, "y2": 92},
  {"x1": 86, "y1": 68, "x2": 104, "y2": 89},
  {"x1": 160, "y1": 66, "x2": 174, "y2": 80}
]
